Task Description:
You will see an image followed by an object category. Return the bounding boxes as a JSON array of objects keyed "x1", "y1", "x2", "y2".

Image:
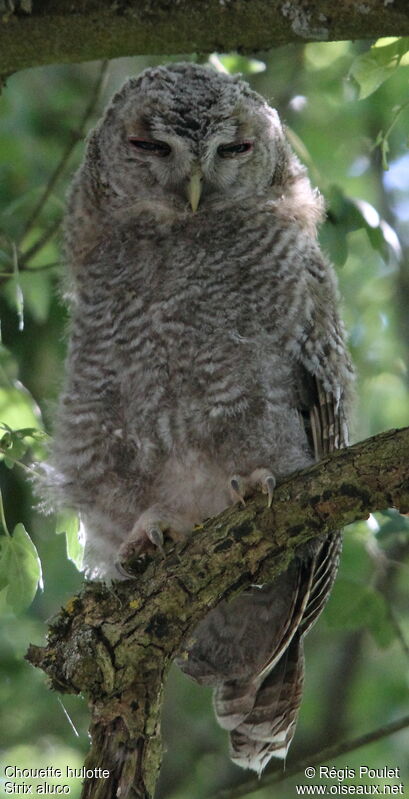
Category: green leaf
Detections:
[
  {"x1": 0, "y1": 585, "x2": 10, "y2": 614},
  {"x1": 0, "y1": 349, "x2": 46, "y2": 467},
  {"x1": 55, "y1": 511, "x2": 83, "y2": 571},
  {"x1": 349, "y1": 37, "x2": 409, "y2": 99},
  {"x1": 319, "y1": 220, "x2": 348, "y2": 266},
  {"x1": 0, "y1": 523, "x2": 43, "y2": 615},
  {"x1": 337, "y1": 529, "x2": 375, "y2": 583},
  {"x1": 18, "y1": 271, "x2": 53, "y2": 324},
  {"x1": 209, "y1": 54, "x2": 266, "y2": 75},
  {"x1": 374, "y1": 509, "x2": 409, "y2": 541},
  {"x1": 324, "y1": 578, "x2": 395, "y2": 648},
  {"x1": 0, "y1": 424, "x2": 48, "y2": 466},
  {"x1": 0, "y1": 343, "x2": 19, "y2": 382},
  {"x1": 0, "y1": 385, "x2": 42, "y2": 430},
  {"x1": 326, "y1": 185, "x2": 368, "y2": 232},
  {"x1": 322, "y1": 185, "x2": 390, "y2": 264}
]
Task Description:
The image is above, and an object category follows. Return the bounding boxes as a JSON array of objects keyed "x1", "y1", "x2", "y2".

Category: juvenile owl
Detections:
[{"x1": 51, "y1": 63, "x2": 353, "y2": 773}]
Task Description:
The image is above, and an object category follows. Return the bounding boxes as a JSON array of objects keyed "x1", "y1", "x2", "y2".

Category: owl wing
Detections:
[
  {"x1": 223, "y1": 373, "x2": 348, "y2": 772},
  {"x1": 181, "y1": 377, "x2": 349, "y2": 772},
  {"x1": 298, "y1": 373, "x2": 348, "y2": 636},
  {"x1": 179, "y1": 246, "x2": 353, "y2": 773},
  {"x1": 224, "y1": 261, "x2": 353, "y2": 771},
  {"x1": 308, "y1": 374, "x2": 349, "y2": 458},
  {"x1": 180, "y1": 379, "x2": 351, "y2": 773}
]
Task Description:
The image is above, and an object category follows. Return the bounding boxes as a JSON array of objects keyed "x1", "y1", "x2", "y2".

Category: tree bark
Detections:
[
  {"x1": 25, "y1": 426, "x2": 409, "y2": 799},
  {"x1": 1, "y1": 0, "x2": 409, "y2": 75}
]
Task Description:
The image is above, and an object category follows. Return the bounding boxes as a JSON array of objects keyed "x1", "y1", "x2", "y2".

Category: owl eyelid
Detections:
[
  {"x1": 217, "y1": 141, "x2": 253, "y2": 158},
  {"x1": 128, "y1": 137, "x2": 171, "y2": 156}
]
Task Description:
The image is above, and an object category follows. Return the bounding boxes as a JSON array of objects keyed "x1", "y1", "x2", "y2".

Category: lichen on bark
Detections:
[
  {"x1": 1, "y1": 1, "x2": 409, "y2": 74},
  {"x1": 26, "y1": 426, "x2": 409, "y2": 799}
]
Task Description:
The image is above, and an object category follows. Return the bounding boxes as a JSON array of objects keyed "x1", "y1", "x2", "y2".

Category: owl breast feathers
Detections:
[{"x1": 50, "y1": 63, "x2": 354, "y2": 773}]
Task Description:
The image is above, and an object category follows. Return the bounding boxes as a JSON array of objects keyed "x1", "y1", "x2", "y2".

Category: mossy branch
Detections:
[
  {"x1": 26, "y1": 426, "x2": 409, "y2": 799},
  {"x1": 2, "y1": 1, "x2": 409, "y2": 75}
]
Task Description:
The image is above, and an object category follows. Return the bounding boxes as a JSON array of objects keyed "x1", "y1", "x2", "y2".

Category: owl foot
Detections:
[
  {"x1": 251, "y1": 468, "x2": 276, "y2": 507},
  {"x1": 117, "y1": 510, "x2": 187, "y2": 572},
  {"x1": 146, "y1": 526, "x2": 166, "y2": 557},
  {"x1": 230, "y1": 468, "x2": 276, "y2": 508},
  {"x1": 230, "y1": 475, "x2": 247, "y2": 507},
  {"x1": 117, "y1": 527, "x2": 166, "y2": 569}
]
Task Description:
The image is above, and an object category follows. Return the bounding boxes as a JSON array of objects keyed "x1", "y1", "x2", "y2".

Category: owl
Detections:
[{"x1": 50, "y1": 63, "x2": 354, "y2": 773}]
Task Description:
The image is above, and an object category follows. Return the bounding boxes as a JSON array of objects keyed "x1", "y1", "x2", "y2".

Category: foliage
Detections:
[
  {"x1": 349, "y1": 38, "x2": 409, "y2": 169},
  {"x1": 0, "y1": 520, "x2": 43, "y2": 614},
  {"x1": 0, "y1": 41, "x2": 408, "y2": 799},
  {"x1": 349, "y1": 37, "x2": 409, "y2": 100}
]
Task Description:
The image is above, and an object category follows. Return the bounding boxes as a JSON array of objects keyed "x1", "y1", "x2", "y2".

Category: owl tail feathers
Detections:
[
  {"x1": 213, "y1": 676, "x2": 263, "y2": 732},
  {"x1": 222, "y1": 635, "x2": 305, "y2": 775}
]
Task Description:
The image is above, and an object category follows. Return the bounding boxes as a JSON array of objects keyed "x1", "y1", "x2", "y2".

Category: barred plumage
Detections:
[{"x1": 50, "y1": 63, "x2": 354, "y2": 773}]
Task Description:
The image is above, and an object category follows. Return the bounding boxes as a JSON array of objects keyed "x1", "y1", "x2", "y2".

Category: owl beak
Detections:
[{"x1": 187, "y1": 166, "x2": 203, "y2": 213}]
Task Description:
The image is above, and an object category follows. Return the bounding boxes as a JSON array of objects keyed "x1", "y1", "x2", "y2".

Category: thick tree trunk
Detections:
[
  {"x1": 1, "y1": 1, "x2": 409, "y2": 75},
  {"x1": 26, "y1": 427, "x2": 409, "y2": 799},
  {"x1": 81, "y1": 694, "x2": 165, "y2": 799}
]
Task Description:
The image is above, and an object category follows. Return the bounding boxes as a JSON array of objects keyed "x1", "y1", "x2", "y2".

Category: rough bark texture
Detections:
[
  {"x1": 26, "y1": 426, "x2": 409, "y2": 799},
  {"x1": 1, "y1": 0, "x2": 409, "y2": 74}
]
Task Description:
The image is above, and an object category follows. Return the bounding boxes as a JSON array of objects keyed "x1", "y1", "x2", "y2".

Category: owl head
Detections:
[{"x1": 86, "y1": 63, "x2": 322, "y2": 233}]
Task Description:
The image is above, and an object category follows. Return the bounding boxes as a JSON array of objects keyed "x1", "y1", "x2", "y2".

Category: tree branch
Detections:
[
  {"x1": 211, "y1": 713, "x2": 409, "y2": 799},
  {"x1": 19, "y1": 59, "x2": 109, "y2": 245},
  {"x1": 25, "y1": 426, "x2": 409, "y2": 799},
  {"x1": 1, "y1": 1, "x2": 409, "y2": 75}
]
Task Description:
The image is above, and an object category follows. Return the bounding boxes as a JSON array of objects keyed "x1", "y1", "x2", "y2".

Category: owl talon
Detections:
[
  {"x1": 230, "y1": 469, "x2": 276, "y2": 506},
  {"x1": 147, "y1": 526, "x2": 166, "y2": 557},
  {"x1": 249, "y1": 468, "x2": 276, "y2": 508},
  {"x1": 265, "y1": 475, "x2": 276, "y2": 508},
  {"x1": 230, "y1": 475, "x2": 247, "y2": 507},
  {"x1": 115, "y1": 559, "x2": 134, "y2": 578},
  {"x1": 118, "y1": 509, "x2": 189, "y2": 568}
]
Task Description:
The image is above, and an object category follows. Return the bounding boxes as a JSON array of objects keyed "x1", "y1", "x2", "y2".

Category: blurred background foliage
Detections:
[{"x1": 0, "y1": 40, "x2": 408, "y2": 799}]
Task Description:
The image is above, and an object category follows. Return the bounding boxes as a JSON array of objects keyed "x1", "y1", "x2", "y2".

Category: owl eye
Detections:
[
  {"x1": 217, "y1": 141, "x2": 253, "y2": 158},
  {"x1": 128, "y1": 137, "x2": 171, "y2": 156}
]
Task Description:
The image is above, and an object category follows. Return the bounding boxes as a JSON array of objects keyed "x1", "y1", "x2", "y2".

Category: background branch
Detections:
[
  {"x1": 1, "y1": 1, "x2": 409, "y2": 75},
  {"x1": 317, "y1": 535, "x2": 409, "y2": 747},
  {"x1": 212, "y1": 714, "x2": 409, "y2": 799},
  {"x1": 0, "y1": 61, "x2": 108, "y2": 289},
  {"x1": 25, "y1": 426, "x2": 409, "y2": 799},
  {"x1": 19, "y1": 59, "x2": 109, "y2": 244}
]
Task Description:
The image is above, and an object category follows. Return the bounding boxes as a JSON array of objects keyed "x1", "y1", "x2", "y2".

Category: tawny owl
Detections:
[{"x1": 50, "y1": 63, "x2": 353, "y2": 773}]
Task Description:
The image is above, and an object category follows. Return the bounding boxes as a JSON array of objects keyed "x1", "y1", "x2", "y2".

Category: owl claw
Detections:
[
  {"x1": 230, "y1": 475, "x2": 247, "y2": 506},
  {"x1": 249, "y1": 468, "x2": 276, "y2": 508},
  {"x1": 116, "y1": 529, "x2": 165, "y2": 570},
  {"x1": 265, "y1": 475, "x2": 276, "y2": 508},
  {"x1": 230, "y1": 468, "x2": 276, "y2": 507},
  {"x1": 147, "y1": 526, "x2": 166, "y2": 557},
  {"x1": 115, "y1": 559, "x2": 134, "y2": 578},
  {"x1": 118, "y1": 509, "x2": 189, "y2": 569}
]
